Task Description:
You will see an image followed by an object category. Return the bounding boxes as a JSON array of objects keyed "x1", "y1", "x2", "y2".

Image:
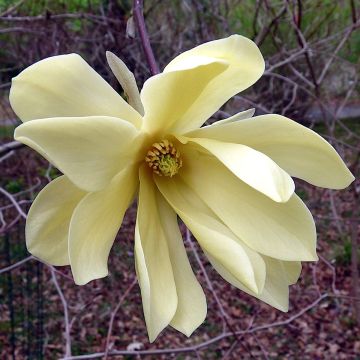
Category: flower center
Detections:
[{"x1": 145, "y1": 139, "x2": 182, "y2": 177}]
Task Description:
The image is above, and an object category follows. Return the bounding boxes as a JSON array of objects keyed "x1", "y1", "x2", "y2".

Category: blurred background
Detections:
[{"x1": 0, "y1": 0, "x2": 359, "y2": 359}]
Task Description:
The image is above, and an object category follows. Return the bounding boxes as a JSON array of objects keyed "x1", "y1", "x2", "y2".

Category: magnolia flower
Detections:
[{"x1": 11, "y1": 35, "x2": 353, "y2": 341}]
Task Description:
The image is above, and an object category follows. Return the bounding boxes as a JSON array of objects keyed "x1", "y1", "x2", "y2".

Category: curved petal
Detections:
[
  {"x1": 207, "y1": 108, "x2": 255, "y2": 127},
  {"x1": 155, "y1": 175, "x2": 266, "y2": 295},
  {"x1": 26, "y1": 176, "x2": 86, "y2": 266},
  {"x1": 187, "y1": 114, "x2": 354, "y2": 189},
  {"x1": 15, "y1": 116, "x2": 140, "y2": 192},
  {"x1": 69, "y1": 167, "x2": 137, "y2": 285},
  {"x1": 141, "y1": 61, "x2": 228, "y2": 136},
  {"x1": 106, "y1": 51, "x2": 144, "y2": 116},
  {"x1": 179, "y1": 136, "x2": 294, "y2": 202},
  {"x1": 135, "y1": 166, "x2": 177, "y2": 342},
  {"x1": 180, "y1": 149, "x2": 317, "y2": 261},
  {"x1": 10, "y1": 54, "x2": 142, "y2": 128},
  {"x1": 281, "y1": 260, "x2": 302, "y2": 285},
  {"x1": 156, "y1": 190, "x2": 207, "y2": 336},
  {"x1": 208, "y1": 254, "x2": 290, "y2": 311},
  {"x1": 161, "y1": 35, "x2": 264, "y2": 134}
]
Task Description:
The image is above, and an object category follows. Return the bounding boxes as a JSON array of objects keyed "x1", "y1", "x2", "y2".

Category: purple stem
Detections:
[{"x1": 132, "y1": 0, "x2": 160, "y2": 75}]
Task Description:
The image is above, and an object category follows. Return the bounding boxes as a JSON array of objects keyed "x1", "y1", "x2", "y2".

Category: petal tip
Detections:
[
  {"x1": 302, "y1": 250, "x2": 318, "y2": 262},
  {"x1": 148, "y1": 333, "x2": 157, "y2": 343},
  {"x1": 325, "y1": 168, "x2": 355, "y2": 190},
  {"x1": 272, "y1": 188, "x2": 294, "y2": 203},
  {"x1": 312, "y1": 253, "x2": 319, "y2": 262},
  {"x1": 105, "y1": 50, "x2": 116, "y2": 63},
  {"x1": 244, "y1": 277, "x2": 261, "y2": 295},
  {"x1": 340, "y1": 172, "x2": 355, "y2": 189},
  {"x1": 73, "y1": 270, "x2": 109, "y2": 286},
  {"x1": 278, "y1": 303, "x2": 289, "y2": 312},
  {"x1": 147, "y1": 325, "x2": 166, "y2": 343},
  {"x1": 171, "y1": 304, "x2": 207, "y2": 338}
]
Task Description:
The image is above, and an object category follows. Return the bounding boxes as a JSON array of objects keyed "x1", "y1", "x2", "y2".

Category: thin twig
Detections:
[
  {"x1": 60, "y1": 294, "x2": 330, "y2": 359},
  {"x1": 104, "y1": 278, "x2": 137, "y2": 359},
  {"x1": 0, "y1": 186, "x2": 27, "y2": 219},
  {"x1": 0, "y1": 256, "x2": 34, "y2": 274},
  {"x1": 51, "y1": 267, "x2": 72, "y2": 357},
  {"x1": 0, "y1": 141, "x2": 24, "y2": 156},
  {"x1": 132, "y1": 0, "x2": 160, "y2": 75}
]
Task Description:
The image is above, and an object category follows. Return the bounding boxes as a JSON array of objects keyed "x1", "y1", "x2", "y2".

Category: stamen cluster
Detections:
[{"x1": 145, "y1": 139, "x2": 182, "y2": 177}]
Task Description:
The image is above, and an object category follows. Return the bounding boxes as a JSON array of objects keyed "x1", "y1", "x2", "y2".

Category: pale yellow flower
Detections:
[{"x1": 11, "y1": 35, "x2": 354, "y2": 341}]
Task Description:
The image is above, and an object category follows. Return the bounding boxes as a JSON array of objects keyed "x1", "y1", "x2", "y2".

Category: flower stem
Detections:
[{"x1": 132, "y1": 0, "x2": 160, "y2": 75}]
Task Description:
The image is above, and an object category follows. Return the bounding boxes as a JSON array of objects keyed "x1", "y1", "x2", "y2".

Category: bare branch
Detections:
[
  {"x1": 132, "y1": 0, "x2": 160, "y2": 75},
  {"x1": 0, "y1": 256, "x2": 33, "y2": 274}
]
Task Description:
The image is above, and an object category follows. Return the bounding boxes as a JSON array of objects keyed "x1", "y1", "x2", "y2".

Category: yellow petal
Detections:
[
  {"x1": 106, "y1": 51, "x2": 144, "y2": 115},
  {"x1": 26, "y1": 176, "x2": 86, "y2": 266},
  {"x1": 135, "y1": 166, "x2": 177, "y2": 342},
  {"x1": 69, "y1": 167, "x2": 137, "y2": 285},
  {"x1": 207, "y1": 108, "x2": 255, "y2": 127},
  {"x1": 187, "y1": 114, "x2": 354, "y2": 189},
  {"x1": 155, "y1": 175, "x2": 266, "y2": 294},
  {"x1": 160, "y1": 35, "x2": 264, "y2": 134},
  {"x1": 179, "y1": 136, "x2": 294, "y2": 202},
  {"x1": 252, "y1": 256, "x2": 293, "y2": 311},
  {"x1": 180, "y1": 150, "x2": 317, "y2": 261},
  {"x1": 15, "y1": 116, "x2": 140, "y2": 192},
  {"x1": 281, "y1": 261, "x2": 302, "y2": 285},
  {"x1": 10, "y1": 54, "x2": 142, "y2": 128},
  {"x1": 208, "y1": 254, "x2": 290, "y2": 311},
  {"x1": 156, "y1": 190, "x2": 207, "y2": 336},
  {"x1": 141, "y1": 61, "x2": 228, "y2": 136}
]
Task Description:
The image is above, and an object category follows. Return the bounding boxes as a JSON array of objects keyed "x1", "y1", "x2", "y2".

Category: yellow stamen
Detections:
[{"x1": 145, "y1": 140, "x2": 182, "y2": 177}]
